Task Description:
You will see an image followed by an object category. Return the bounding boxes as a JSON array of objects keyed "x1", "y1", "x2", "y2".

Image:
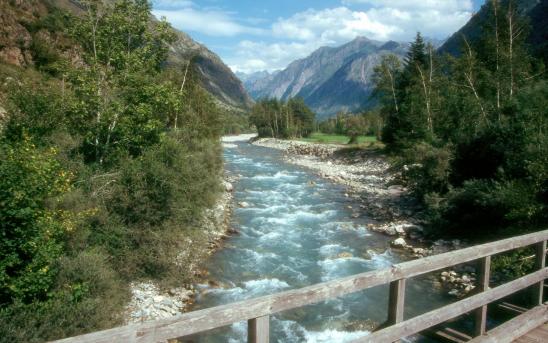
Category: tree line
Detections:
[
  {"x1": 318, "y1": 111, "x2": 383, "y2": 143},
  {"x1": 249, "y1": 97, "x2": 315, "y2": 139},
  {"x1": 373, "y1": 0, "x2": 547, "y2": 239},
  {"x1": 0, "y1": 0, "x2": 224, "y2": 341}
]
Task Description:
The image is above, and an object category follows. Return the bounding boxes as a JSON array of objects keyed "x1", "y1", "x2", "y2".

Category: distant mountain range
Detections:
[
  {"x1": 239, "y1": 37, "x2": 409, "y2": 119},
  {"x1": 239, "y1": 0, "x2": 547, "y2": 119}
]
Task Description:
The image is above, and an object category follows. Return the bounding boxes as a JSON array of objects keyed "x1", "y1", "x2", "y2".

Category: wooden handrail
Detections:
[
  {"x1": 51, "y1": 229, "x2": 548, "y2": 343},
  {"x1": 353, "y1": 268, "x2": 548, "y2": 342}
]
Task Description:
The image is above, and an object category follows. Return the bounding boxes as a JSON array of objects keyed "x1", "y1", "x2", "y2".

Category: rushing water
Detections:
[{"x1": 189, "y1": 141, "x2": 451, "y2": 342}]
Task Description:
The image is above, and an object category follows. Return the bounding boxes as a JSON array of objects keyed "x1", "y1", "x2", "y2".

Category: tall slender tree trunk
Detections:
[
  {"x1": 416, "y1": 64, "x2": 433, "y2": 134},
  {"x1": 388, "y1": 68, "x2": 399, "y2": 113},
  {"x1": 492, "y1": 0, "x2": 501, "y2": 117},
  {"x1": 508, "y1": 2, "x2": 514, "y2": 99},
  {"x1": 175, "y1": 60, "x2": 191, "y2": 129},
  {"x1": 463, "y1": 38, "x2": 488, "y2": 128}
]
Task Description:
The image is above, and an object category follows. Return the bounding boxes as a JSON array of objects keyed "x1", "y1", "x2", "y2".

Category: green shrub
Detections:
[
  {"x1": 0, "y1": 139, "x2": 73, "y2": 306},
  {"x1": 428, "y1": 179, "x2": 546, "y2": 239},
  {"x1": 88, "y1": 135, "x2": 222, "y2": 282},
  {"x1": 399, "y1": 142, "x2": 453, "y2": 200},
  {"x1": 0, "y1": 251, "x2": 128, "y2": 343}
]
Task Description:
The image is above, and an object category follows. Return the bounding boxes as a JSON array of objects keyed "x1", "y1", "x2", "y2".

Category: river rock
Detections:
[
  {"x1": 336, "y1": 252, "x2": 354, "y2": 259},
  {"x1": 412, "y1": 248, "x2": 429, "y2": 257},
  {"x1": 391, "y1": 238, "x2": 408, "y2": 249},
  {"x1": 223, "y1": 181, "x2": 233, "y2": 192},
  {"x1": 126, "y1": 282, "x2": 193, "y2": 324},
  {"x1": 238, "y1": 201, "x2": 250, "y2": 208}
]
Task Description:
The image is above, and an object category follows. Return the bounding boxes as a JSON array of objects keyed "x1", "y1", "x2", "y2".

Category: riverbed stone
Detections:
[
  {"x1": 238, "y1": 201, "x2": 250, "y2": 208},
  {"x1": 391, "y1": 238, "x2": 408, "y2": 248},
  {"x1": 336, "y1": 252, "x2": 354, "y2": 259},
  {"x1": 223, "y1": 181, "x2": 233, "y2": 192}
]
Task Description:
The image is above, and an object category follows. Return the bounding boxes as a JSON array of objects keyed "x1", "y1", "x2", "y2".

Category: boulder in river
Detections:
[
  {"x1": 238, "y1": 201, "x2": 250, "y2": 208},
  {"x1": 391, "y1": 238, "x2": 408, "y2": 249}
]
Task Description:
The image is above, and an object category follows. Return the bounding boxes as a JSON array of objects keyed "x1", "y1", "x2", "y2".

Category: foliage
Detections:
[
  {"x1": 250, "y1": 97, "x2": 315, "y2": 138},
  {"x1": 373, "y1": 1, "x2": 548, "y2": 239},
  {"x1": 299, "y1": 132, "x2": 376, "y2": 145},
  {"x1": 0, "y1": 139, "x2": 74, "y2": 306},
  {"x1": 68, "y1": 0, "x2": 176, "y2": 165},
  {"x1": 98, "y1": 135, "x2": 221, "y2": 280},
  {"x1": 0, "y1": 0, "x2": 226, "y2": 341},
  {"x1": 318, "y1": 111, "x2": 383, "y2": 143}
]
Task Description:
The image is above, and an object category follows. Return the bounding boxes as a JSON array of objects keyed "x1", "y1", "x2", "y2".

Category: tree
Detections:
[
  {"x1": 379, "y1": 32, "x2": 434, "y2": 150},
  {"x1": 250, "y1": 98, "x2": 315, "y2": 139},
  {"x1": 373, "y1": 4, "x2": 548, "y2": 239},
  {"x1": 69, "y1": 0, "x2": 176, "y2": 165},
  {"x1": 288, "y1": 97, "x2": 315, "y2": 137},
  {"x1": 373, "y1": 54, "x2": 402, "y2": 114},
  {"x1": 345, "y1": 115, "x2": 367, "y2": 144}
]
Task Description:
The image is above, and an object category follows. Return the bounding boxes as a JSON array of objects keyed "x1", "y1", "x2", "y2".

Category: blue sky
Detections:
[{"x1": 152, "y1": 0, "x2": 485, "y2": 73}]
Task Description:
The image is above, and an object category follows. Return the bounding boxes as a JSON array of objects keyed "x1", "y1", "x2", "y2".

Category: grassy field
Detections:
[{"x1": 299, "y1": 132, "x2": 377, "y2": 145}]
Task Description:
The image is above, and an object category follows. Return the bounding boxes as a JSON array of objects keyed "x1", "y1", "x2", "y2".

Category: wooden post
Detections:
[
  {"x1": 474, "y1": 256, "x2": 491, "y2": 336},
  {"x1": 388, "y1": 279, "x2": 406, "y2": 324},
  {"x1": 532, "y1": 240, "x2": 547, "y2": 306},
  {"x1": 248, "y1": 315, "x2": 269, "y2": 343}
]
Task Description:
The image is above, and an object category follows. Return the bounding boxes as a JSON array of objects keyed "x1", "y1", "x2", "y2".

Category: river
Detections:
[{"x1": 189, "y1": 139, "x2": 452, "y2": 342}]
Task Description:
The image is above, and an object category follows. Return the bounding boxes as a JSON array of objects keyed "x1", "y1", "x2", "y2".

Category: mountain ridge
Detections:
[{"x1": 241, "y1": 36, "x2": 408, "y2": 118}]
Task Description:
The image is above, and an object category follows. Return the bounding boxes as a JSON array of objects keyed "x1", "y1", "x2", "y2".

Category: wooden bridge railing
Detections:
[{"x1": 53, "y1": 230, "x2": 548, "y2": 343}]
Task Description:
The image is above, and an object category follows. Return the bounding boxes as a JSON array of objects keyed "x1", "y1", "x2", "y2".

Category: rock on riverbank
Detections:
[{"x1": 125, "y1": 176, "x2": 235, "y2": 323}]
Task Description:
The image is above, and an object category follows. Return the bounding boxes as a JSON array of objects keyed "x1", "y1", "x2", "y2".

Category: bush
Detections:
[
  {"x1": 399, "y1": 142, "x2": 453, "y2": 200},
  {"x1": 428, "y1": 179, "x2": 546, "y2": 239},
  {"x1": 0, "y1": 251, "x2": 128, "y2": 343},
  {"x1": 89, "y1": 135, "x2": 222, "y2": 282},
  {"x1": 0, "y1": 139, "x2": 73, "y2": 306}
]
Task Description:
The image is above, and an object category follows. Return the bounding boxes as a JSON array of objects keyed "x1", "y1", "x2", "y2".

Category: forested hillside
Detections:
[
  {"x1": 373, "y1": 1, "x2": 547, "y2": 240},
  {"x1": 0, "y1": 1, "x2": 226, "y2": 341}
]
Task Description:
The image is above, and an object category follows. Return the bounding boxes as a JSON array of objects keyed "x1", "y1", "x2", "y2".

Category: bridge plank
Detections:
[
  {"x1": 51, "y1": 230, "x2": 548, "y2": 343},
  {"x1": 351, "y1": 268, "x2": 548, "y2": 343},
  {"x1": 468, "y1": 304, "x2": 548, "y2": 343}
]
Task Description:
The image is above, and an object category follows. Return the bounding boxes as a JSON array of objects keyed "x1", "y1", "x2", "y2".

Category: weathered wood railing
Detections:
[{"x1": 53, "y1": 230, "x2": 548, "y2": 343}]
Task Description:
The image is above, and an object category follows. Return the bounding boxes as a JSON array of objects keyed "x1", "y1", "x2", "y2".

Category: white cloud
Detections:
[
  {"x1": 152, "y1": 2, "x2": 264, "y2": 37},
  {"x1": 228, "y1": 40, "x2": 321, "y2": 73},
  {"x1": 272, "y1": 7, "x2": 396, "y2": 42},
  {"x1": 153, "y1": 1, "x2": 474, "y2": 73},
  {"x1": 230, "y1": 2, "x2": 473, "y2": 73}
]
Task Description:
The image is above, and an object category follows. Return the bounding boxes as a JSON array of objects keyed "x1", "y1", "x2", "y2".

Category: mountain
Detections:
[
  {"x1": 244, "y1": 37, "x2": 408, "y2": 118},
  {"x1": 167, "y1": 30, "x2": 253, "y2": 111},
  {"x1": 236, "y1": 70, "x2": 272, "y2": 84},
  {"x1": 438, "y1": 0, "x2": 542, "y2": 56},
  {"x1": 0, "y1": 0, "x2": 252, "y2": 111}
]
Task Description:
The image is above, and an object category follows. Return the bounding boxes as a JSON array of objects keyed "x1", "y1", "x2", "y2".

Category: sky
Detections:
[{"x1": 152, "y1": 0, "x2": 485, "y2": 74}]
